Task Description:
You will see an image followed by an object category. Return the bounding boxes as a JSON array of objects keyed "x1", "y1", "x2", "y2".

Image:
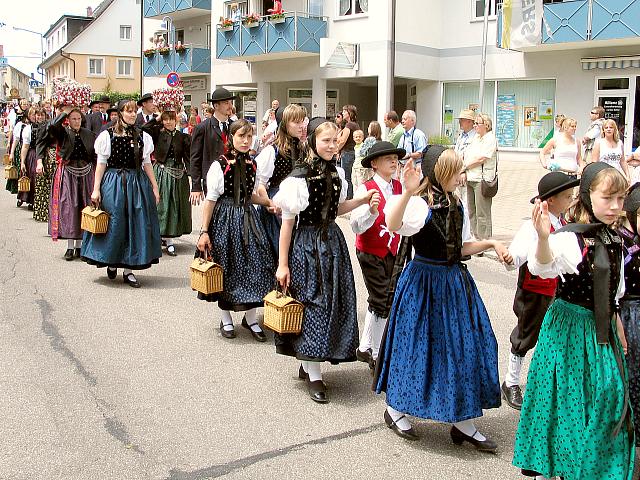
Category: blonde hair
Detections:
[
  {"x1": 416, "y1": 149, "x2": 463, "y2": 205},
  {"x1": 567, "y1": 168, "x2": 628, "y2": 224},
  {"x1": 305, "y1": 121, "x2": 338, "y2": 163},
  {"x1": 114, "y1": 100, "x2": 138, "y2": 135},
  {"x1": 555, "y1": 114, "x2": 566, "y2": 125},
  {"x1": 561, "y1": 117, "x2": 577, "y2": 131},
  {"x1": 475, "y1": 113, "x2": 493, "y2": 132},
  {"x1": 601, "y1": 119, "x2": 620, "y2": 143},
  {"x1": 274, "y1": 104, "x2": 307, "y2": 159}
]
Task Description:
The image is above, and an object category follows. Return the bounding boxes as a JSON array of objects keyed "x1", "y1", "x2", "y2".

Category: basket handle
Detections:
[
  {"x1": 198, "y1": 247, "x2": 212, "y2": 263},
  {"x1": 273, "y1": 280, "x2": 288, "y2": 298}
]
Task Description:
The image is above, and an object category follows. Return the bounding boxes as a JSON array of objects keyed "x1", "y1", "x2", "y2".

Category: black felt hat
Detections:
[
  {"x1": 137, "y1": 93, "x2": 153, "y2": 106},
  {"x1": 211, "y1": 87, "x2": 237, "y2": 103},
  {"x1": 106, "y1": 105, "x2": 117, "y2": 115},
  {"x1": 361, "y1": 141, "x2": 406, "y2": 168},
  {"x1": 530, "y1": 171, "x2": 580, "y2": 204},
  {"x1": 89, "y1": 95, "x2": 110, "y2": 107}
]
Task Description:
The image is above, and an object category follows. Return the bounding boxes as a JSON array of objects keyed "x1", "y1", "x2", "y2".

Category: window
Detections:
[
  {"x1": 308, "y1": 0, "x2": 323, "y2": 16},
  {"x1": 117, "y1": 59, "x2": 133, "y2": 77},
  {"x1": 120, "y1": 25, "x2": 132, "y2": 40},
  {"x1": 339, "y1": 0, "x2": 367, "y2": 16},
  {"x1": 225, "y1": 1, "x2": 247, "y2": 20},
  {"x1": 176, "y1": 29, "x2": 185, "y2": 44},
  {"x1": 61, "y1": 26, "x2": 66, "y2": 42},
  {"x1": 472, "y1": 0, "x2": 503, "y2": 19},
  {"x1": 88, "y1": 58, "x2": 104, "y2": 76}
]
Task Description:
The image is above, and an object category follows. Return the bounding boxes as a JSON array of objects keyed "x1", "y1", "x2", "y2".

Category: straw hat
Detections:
[{"x1": 456, "y1": 109, "x2": 476, "y2": 121}]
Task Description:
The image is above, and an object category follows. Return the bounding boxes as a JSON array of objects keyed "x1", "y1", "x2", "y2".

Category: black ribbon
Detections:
[{"x1": 229, "y1": 152, "x2": 262, "y2": 248}]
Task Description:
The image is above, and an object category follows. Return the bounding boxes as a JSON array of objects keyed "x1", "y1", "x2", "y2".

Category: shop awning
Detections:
[{"x1": 581, "y1": 55, "x2": 640, "y2": 70}]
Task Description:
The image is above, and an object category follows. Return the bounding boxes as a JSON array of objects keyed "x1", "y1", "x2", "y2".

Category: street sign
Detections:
[
  {"x1": 0, "y1": 57, "x2": 7, "y2": 67},
  {"x1": 29, "y1": 80, "x2": 39, "y2": 88},
  {"x1": 166, "y1": 72, "x2": 180, "y2": 87}
]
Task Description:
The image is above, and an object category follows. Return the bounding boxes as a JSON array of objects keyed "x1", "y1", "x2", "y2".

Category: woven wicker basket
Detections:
[
  {"x1": 263, "y1": 289, "x2": 304, "y2": 334},
  {"x1": 81, "y1": 206, "x2": 109, "y2": 234},
  {"x1": 190, "y1": 257, "x2": 223, "y2": 294},
  {"x1": 4, "y1": 165, "x2": 18, "y2": 180},
  {"x1": 3, "y1": 153, "x2": 11, "y2": 166},
  {"x1": 17, "y1": 176, "x2": 30, "y2": 193}
]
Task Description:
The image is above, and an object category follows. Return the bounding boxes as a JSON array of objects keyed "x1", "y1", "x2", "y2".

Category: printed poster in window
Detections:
[
  {"x1": 468, "y1": 103, "x2": 479, "y2": 113},
  {"x1": 524, "y1": 106, "x2": 537, "y2": 127},
  {"x1": 539, "y1": 99, "x2": 553, "y2": 120},
  {"x1": 496, "y1": 94, "x2": 516, "y2": 147}
]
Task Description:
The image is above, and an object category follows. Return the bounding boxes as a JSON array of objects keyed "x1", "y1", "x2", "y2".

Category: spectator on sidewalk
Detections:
[
  {"x1": 384, "y1": 111, "x2": 403, "y2": 147},
  {"x1": 397, "y1": 110, "x2": 427, "y2": 166},
  {"x1": 455, "y1": 109, "x2": 476, "y2": 207},
  {"x1": 337, "y1": 104, "x2": 359, "y2": 199},
  {"x1": 262, "y1": 99, "x2": 279, "y2": 124},
  {"x1": 581, "y1": 105, "x2": 605, "y2": 164}
]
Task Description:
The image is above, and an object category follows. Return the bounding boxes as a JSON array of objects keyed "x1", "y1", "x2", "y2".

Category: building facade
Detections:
[{"x1": 1, "y1": 65, "x2": 33, "y2": 101}]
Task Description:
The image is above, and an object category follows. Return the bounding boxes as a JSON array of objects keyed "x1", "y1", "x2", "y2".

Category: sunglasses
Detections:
[
  {"x1": 474, "y1": 122, "x2": 484, "y2": 126},
  {"x1": 590, "y1": 111, "x2": 598, "y2": 114}
]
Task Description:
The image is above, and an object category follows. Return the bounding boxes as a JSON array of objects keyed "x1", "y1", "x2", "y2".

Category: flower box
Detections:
[
  {"x1": 245, "y1": 21, "x2": 259, "y2": 28},
  {"x1": 270, "y1": 14, "x2": 286, "y2": 23},
  {"x1": 219, "y1": 25, "x2": 234, "y2": 32}
]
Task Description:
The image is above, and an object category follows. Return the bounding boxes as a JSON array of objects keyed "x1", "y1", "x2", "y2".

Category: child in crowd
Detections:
[
  {"x1": 501, "y1": 172, "x2": 578, "y2": 410},
  {"x1": 351, "y1": 129, "x2": 366, "y2": 190},
  {"x1": 350, "y1": 141, "x2": 404, "y2": 372}
]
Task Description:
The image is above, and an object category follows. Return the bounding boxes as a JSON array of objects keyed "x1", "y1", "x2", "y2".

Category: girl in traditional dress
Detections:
[
  {"x1": 81, "y1": 100, "x2": 162, "y2": 288},
  {"x1": 7, "y1": 110, "x2": 27, "y2": 198},
  {"x1": 142, "y1": 111, "x2": 192, "y2": 256},
  {"x1": 374, "y1": 146, "x2": 511, "y2": 448},
  {"x1": 274, "y1": 118, "x2": 376, "y2": 404},
  {"x1": 18, "y1": 107, "x2": 45, "y2": 209},
  {"x1": 44, "y1": 107, "x2": 96, "y2": 260},
  {"x1": 618, "y1": 183, "x2": 640, "y2": 449},
  {"x1": 196, "y1": 119, "x2": 275, "y2": 342},
  {"x1": 513, "y1": 162, "x2": 634, "y2": 479},
  {"x1": 255, "y1": 103, "x2": 306, "y2": 257},
  {"x1": 33, "y1": 109, "x2": 59, "y2": 222}
]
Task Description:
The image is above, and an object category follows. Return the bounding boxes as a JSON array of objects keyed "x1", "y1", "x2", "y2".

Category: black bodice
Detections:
[
  {"x1": 270, "y1": 146, "x2": 297, "y2": 189},
  {"x1": 69, "y1": 131, "x2": 89, "y2": 165},
  {"x1": 556, "y1": 230, "x2": 622, "y2": 312},
  {"x1": 28, "y1": 123, "x2": 39, "y2": 150},
  {"x1": 217, "y1": 154, "x2": 256, "y2": 205},
  {"x1": 619, "y1": 226, "x2": 640, "y2": 299},
  {"x1": 412, "y1": 197, "x2": 464, "y2": 263},
  {"x1": 106, "y1": 133, "x2": 144, "y2": 169},
  {"x1": 297, "y1": 160, "x2": 341, "y2": 227}
]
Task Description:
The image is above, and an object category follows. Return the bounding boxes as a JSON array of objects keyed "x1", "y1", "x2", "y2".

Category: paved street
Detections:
[{"x1": 0, "y1": 146, "x2": 629, "y2": 480}]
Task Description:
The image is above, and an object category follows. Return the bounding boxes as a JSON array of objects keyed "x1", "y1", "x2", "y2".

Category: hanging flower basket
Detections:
[
  {"x1": 143, "y1": 49, "x2": 156, "y2": 58},
  {"x1": 174, "y1": 45, "x2": 187, "y2": 54},
  {"x1": 270, "y1": 13, "x2": 286, "y2": 23},
  {"x1": 158, "y1": 47, "x2": 171, "y2": 56},
  {"x1": 245, "y1": 21, "x2": 259, "y2": 28}
]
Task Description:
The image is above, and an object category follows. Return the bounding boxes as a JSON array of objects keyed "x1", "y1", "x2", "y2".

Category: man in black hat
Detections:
[
  {"x1": 136, "y1": 93, "x2": 156, "y2": 126},
  {"x1": 350, "y1": 141, "x2": 404, "y2": 371},
  {"x1": 86, "y1": 95, "x2": 110, "y2": 134},
  {"x1": 189, "y1": 87, "x2": 236, "y2": 205},
  {"x1": 501, "y1": 171, "x2": 578, "y2": 410},
  {"x1": 100, "y1": 105, "x2": 119, "y2": 133}
]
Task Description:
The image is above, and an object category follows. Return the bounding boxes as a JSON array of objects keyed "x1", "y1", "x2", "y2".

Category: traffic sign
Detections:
[
  {"x1": 0, "y1": 57, "x2": 8, "y2": 67},
  {"x1": 166, "y1": 72, "x2": 180, "y2": 87},
  {"x1": 29, "y1": 80, "x2": 39, "y2": 88}
]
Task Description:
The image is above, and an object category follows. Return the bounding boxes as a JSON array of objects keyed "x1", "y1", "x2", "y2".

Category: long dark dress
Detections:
[
  {"x1": 197, "y1": 153, "x2": 274, "y2": 311},
  {"x1": 273, "y1": 159, "x2": 359, "y2": 363},
  {"x1": 6, "y1": 122, "x2": 24, "y2": 195},
  {"x1": 17, "y1": 122, "x2": 39, "y2": 205}
]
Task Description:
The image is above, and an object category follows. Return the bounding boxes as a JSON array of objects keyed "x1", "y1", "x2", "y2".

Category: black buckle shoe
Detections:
[
  {"x1": 219, "y1": 322, "x2": 236, "y2": 339},
  {"x1": 74, "y1": 248, "x2": 81, "y2": 258},
  {"x1": 307, "y1": 378, "x2": 329, "y2": 404},
  {"x1": 450, "y1": 426, "x2": 497, "y2": 452},
  {"x1": 384, "y1": 410, "x2": 419, "y2": 440},
  {"x1": 64, "y1": 249, "x2": 74, "y2": 261},
  {"x1": 356, "y1": 348, "x2": 376, "y2": 371},
  {"x1": 241, "y1": 317, "x2": 266, "y2": 342},
  {"x1": 107, "y1": 267, "x2": 117, "y2": 279},
  {"x1": 17, "y1": 200, "x2": 23, "y2": 207},
  {"x1": 123, "y1": 272, "x2": 141, "y2": 288},
  {"x1": 166, "y1": 244, "x2": 177, "y2": 256},
  {"x1": 501, "y1": 382, "x2": 523, "y2": 410}
]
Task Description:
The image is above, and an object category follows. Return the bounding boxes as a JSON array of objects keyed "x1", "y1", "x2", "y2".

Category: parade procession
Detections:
[{"x1": 3, "y1": 0, "x2": 640, "y2": 479}]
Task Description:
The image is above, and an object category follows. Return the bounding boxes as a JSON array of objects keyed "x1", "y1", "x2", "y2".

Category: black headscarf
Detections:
[{"x1": 624, "y1": 182, "x2": 640, "y2": 235}]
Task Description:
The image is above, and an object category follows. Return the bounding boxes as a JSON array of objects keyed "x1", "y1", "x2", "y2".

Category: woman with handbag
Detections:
[
  {"x1": 463, "y1": 113, "x2": 498, "y2": 243},
  {"x1": 196, "y1": 119, "x2": 276, "y2": 342},
  {"x1": 142, "y1": 111, "x2": 192, "y2": 256},
  {"x1": 81, "y1": 100, "x2": 162, "y2": 288}
]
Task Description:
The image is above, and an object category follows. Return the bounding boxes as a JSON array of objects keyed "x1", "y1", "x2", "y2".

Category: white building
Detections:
[{"x1": 141, "y1": 0, "x2": 640, "y2": 154}]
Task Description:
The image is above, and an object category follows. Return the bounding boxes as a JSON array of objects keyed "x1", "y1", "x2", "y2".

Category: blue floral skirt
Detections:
[
  {"x1": 81, "y1": 167, "x2": 161, "y2": 270},
  {"x1": 257, "y1": 185, "x2": 282, "y2": 258},
  {"x1": 375, "y1": 256, "x2": 500, "y2": 422},
  {"x1": 620, "y1": 299, "x2": 640, "y2": 447}
]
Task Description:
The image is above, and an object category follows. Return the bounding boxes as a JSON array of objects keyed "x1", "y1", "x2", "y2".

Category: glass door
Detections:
[{"x1": 596, "y1": 93, "x2": 630, "y2": 153}]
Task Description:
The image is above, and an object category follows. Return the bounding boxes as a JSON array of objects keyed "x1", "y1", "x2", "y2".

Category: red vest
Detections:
[
  {"x1": 355, "y1": 178, "x2": 402, "y2": 258},
  {"x1": 520, "y1": 221, "x2": 564, "y2": 296}
]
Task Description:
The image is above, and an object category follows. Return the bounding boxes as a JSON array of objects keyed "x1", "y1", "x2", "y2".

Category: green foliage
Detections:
[
  {"x1": 91, "y1": 91, "x2": 141, "y2": 105},
  {"x1": 428, "y1": 134, "x2": 452, "y2": 146}
]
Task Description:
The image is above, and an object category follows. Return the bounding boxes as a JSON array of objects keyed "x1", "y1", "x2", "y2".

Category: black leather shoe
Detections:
[
  {"x1": 307, "y1": 378, "x2": 329, "y2": 404},
  {"x1": 384, "y1": 409, "x2": 419, "y2": 441},
  {"x1": 64, "y1": 249, "x2": 74, "y2": 261},
  {"x1": 219, "y1": 322, "x2": 236, "y2": 339},
  {"x1": 17, "y1": 200, "x2": 23, "y2": 207},
  {"x1": 241, "y1": 317, "x2": 266, "y2": 342},
  {"x1": 107, "y1": 267, "x2": 117, "y2": 280},
  {"x1": 123, "y1": 272, "x2": 141, "y2": 288},
  {"x1": 356, "y1": 348, "x2": 376, "y2": 371},
  {"x1": 450, "y1": 426, "x2": 497, "y2": 452},
  {"x1": 166, "y1": 245, "x2": 177, "y2": 256},
  {"x1": 74, "y1": 248, "x2": 81, "y2": 258},
  {"x1": 27, "y1": 204, "x2": 34, "y2": 211},
  {"x1": 501, "y1": 382, "x2": 523, "y2": 410}
]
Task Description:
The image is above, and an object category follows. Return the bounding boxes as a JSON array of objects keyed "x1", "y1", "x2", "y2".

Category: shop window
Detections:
[
  {"x1": 442, "y1": 81, "x2": 495, "y2": 142},
  {"x1": 338, "y1": 0, "x2": 367, "y2": 17}
]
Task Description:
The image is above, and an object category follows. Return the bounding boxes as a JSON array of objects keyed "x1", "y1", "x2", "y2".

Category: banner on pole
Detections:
[{"x1": 500, "y1": 0, "x2": 543, "y2": 49}]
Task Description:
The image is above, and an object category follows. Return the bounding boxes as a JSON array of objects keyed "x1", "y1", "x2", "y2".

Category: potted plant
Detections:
[
  {"x1": 143, "y1": 48, "x2": 156, "y2": 58},
  {"x1": 174, "y1": 42, "x2": 187, "y2": 54},
  {"x1": 219, "y1": 17, "x2": 235, "y2": 31},
  {"x1": 158, "y1": 46, "x2": 171, "y2": 56},
  {"x1": 270, "y1": 12, "x2": 286, "y2": 23},
  {"x1": 243, "y1": 13, "x2": 261, "y2": 28}
]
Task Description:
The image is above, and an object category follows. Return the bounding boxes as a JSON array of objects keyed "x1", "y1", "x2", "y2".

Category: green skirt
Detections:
[
  {"x1": 513, "y1": 299, "x2": 635, "y2": 479},
  {"x1": 153, "y1": 159, "x2": 191, "y2": 238},
  {"x1": 33, "y1": 148, "x2": 55, "y2": 222}
]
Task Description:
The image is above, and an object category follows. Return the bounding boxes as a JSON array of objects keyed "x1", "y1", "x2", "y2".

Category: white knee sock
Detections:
[
  {"x1": 303, "y1": 361, "x2": 322, "y2": 382},
  {"x1": 220, "y1": 310, "x2": 233, "y2": 330},
  {"x1": 371, "y1": 313, "x2": 386, "y2": 359},
  {"x1": 453, "y1": 419, "x2": 486, "y2": 441},
  {"x1": 67, "y1": 239, "x2": 74, "y2": 249},
  {"x1": 358, "y1": 310, "x2": 375, "y2": 353},
  {"x1": 163, "y1": 237, "x2": 174, "y2": 246},
  {"x1": 505, "y1": 353, "x2": 524, "y2": 387},
  {"x1": 387, "y1": 405, "x2": 412, "y2": 431},
  {"x1": 123, "y1": 268, "x2": 133, "y2": 276},
  {"x1": 74, "y1": 239, "x2": 82, "y2": 248},
  {"x1": 244, "y1": 308, "x2": 262, "y2": 332}
]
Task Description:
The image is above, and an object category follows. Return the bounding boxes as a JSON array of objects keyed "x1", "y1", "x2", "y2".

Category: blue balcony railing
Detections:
[
  {"x1": 144, "y1": 0, "x2": 211, "y2": 18},
  {"x1": 497, "y1": 0, "x2": 640, "y2": 49},
  {"x1": 143, "y1": 46, "x2": 211, "y2": 76},
  {"x1": 216, "y1": 12, "x2": 327, "y2": 60}
]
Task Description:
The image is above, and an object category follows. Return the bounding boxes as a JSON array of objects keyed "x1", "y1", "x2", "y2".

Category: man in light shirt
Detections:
[
  {"x1": 384, "y1": 110, "x2": 404, "y2": 147},
  {"x1": 397, "y1": 110, "x2": 427, "y2": 166},
  {"x1": 455, "y1": 109, "x2": 477, "y2": 207}
]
